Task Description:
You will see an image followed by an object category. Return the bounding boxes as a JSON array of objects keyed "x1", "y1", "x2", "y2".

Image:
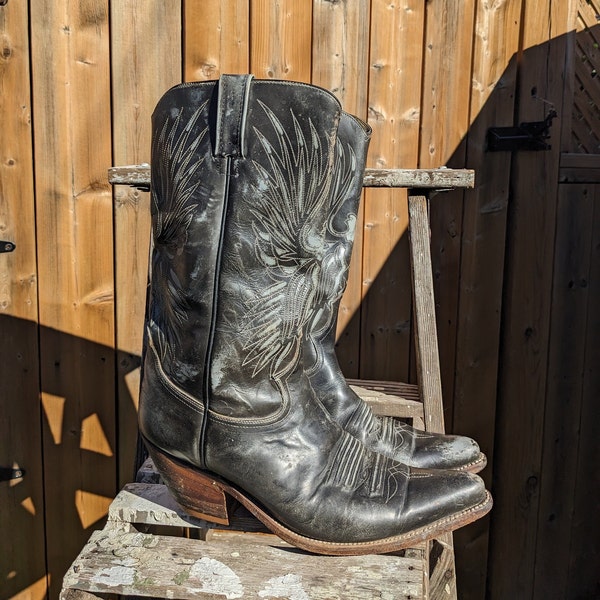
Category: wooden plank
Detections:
[
  {"x1": 64, "y1": 483, "x2": 426, "y2": 600},
  {"x1": 362, "y1": 0, "x2": 425, "y2": 383},
  {"x1": 532, "y1": 183, "x2": 592, "y2": 599},
  {"x1": 111, "y1": 1, "x2": 182, "y2": 488},
  {"x1": 184, "y1": 0, "x2": 249, "y2": 81},
  {"x1": 312, "y1": 0, "x2": 371, "y2": 377},
  {"x1": 559, "y1": 165, "x2": 600, "y2": 182},
  {"x1": 420, "y1": 0, "x2": 475, "y2": 169},
  {"x1": 108, "y1": 165, "x2": 475, "y2": 189},
  {"x1": 560, "y1": 152, "x2": 600, "y2": 168},
  {"x1": 408, "y1": 194, "x2": 457, "y2": 600},
  {"x1": 451, "y1": 1, "x2": 523, "y2": 597},
  {"x1": 347, "y1": 378, "x2": 421, "y2": 402},
  {"x1": 0, "y1": 1, "x2": 47, "y2": 597},
  {"x1": 408, "y1": 196, "x2": 444, "y2": 432},
  {"x1": 250, "y1": 0, "x2": 312, "y2": 82},
  {"x1": 420, "y1": 0, "x2": 476, "y2": 434},
  {"x1": 62, "y1": 526, "x2": 425, "y2": 600},
  {"x1": 351, "y1": 385, "x2": 425, "y2": 419},
  {"x1": 488, "y1": 2, "x2": 574, "y2": 598},
  {"x1": 566, "y1": 182, "x2": 600, "y2": 599},
  {"x1": 29, "y1": 1, "x2": 116, "y2": 596}
]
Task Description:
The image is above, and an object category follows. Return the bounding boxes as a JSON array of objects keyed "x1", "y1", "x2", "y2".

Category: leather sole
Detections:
[
  {"x1": 145, "y1": 438, "x2": 493, "y2": 556},
  {"x1": 458, "y1": 452, "x2": 487, "y2": 474}
]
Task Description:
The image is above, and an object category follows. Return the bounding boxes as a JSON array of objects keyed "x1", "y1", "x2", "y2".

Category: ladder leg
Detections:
[{"x1": 408, "y1": 192, "x2": 458, "y2": 600}]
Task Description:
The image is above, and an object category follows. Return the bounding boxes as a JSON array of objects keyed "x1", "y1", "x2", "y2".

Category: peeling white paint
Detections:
[
  {"x1": 189, "y1": 557, "x2": 243, "y2": 599},
  {"x1": 91, "y1": 566, "x2": 136, "y2": 587},
  {"x1": 258, "y1": 573, "x2": 309, "y2": 600}
]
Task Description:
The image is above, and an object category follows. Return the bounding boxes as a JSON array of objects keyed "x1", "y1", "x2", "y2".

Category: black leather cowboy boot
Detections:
[
  {"x1": 305, "y1": 114, "x2": 487, "y2": 473},
  {"x1": 139, "y1": 75, "x2": 492, "y2": 555}
]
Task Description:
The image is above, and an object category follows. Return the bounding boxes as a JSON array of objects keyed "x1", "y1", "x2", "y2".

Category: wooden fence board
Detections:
[
  {"x1": 250, "y1": 0, "x2": 312, "y2": 82},
  {"x1": 312, "y1": 0, "x2": 370, "y2": 377},
  {"x1": 360, "y1": 0, "x2": 425, "y2": 382},
  {"x1": 111, "y1": 1, "x2": 183, "y2": 488},
  {"x1": 566, "y1": 182, "x2": 600, "y2": 599},
  {"x1": 184, "y1": 0, "x2": 249, "y2": 81},
  {"x1": 420, "y1": 0, "x2": 476, "y2": 422},
  {"x1": 488, "y1": 2, "x2": 574, "y2": 597},
  {"x1": 451, "y1": 2, "x2": 523, "y2": 597},
  {"x1": 30, "y1": 1, "x2": 116, "y2": 595},
  {"x1": 532, "y1": 183, "x2": 593, "y2": 599},
  {"x1": 0, "y1": 1, "x2": 47, "y2": 597}
]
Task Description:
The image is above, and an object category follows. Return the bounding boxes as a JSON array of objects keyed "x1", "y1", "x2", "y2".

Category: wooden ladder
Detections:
[{"x1": 59, "y1": 166, "x2": 474, "y2": 600}]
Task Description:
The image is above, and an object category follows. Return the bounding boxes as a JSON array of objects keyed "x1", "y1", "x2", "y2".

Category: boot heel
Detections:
[{"x1": 145, "y1": 441, "x2": 232, "y2": 526}]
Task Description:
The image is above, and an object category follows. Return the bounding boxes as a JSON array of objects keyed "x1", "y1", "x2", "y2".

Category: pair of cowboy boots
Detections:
[{"x1": 139, "y1": 74, "x2": 491, "y2": 555}]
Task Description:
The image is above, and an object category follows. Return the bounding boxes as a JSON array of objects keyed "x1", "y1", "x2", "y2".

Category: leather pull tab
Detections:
[{"x1": 215, "y1": 74, "x2": 253, "y2": 158}]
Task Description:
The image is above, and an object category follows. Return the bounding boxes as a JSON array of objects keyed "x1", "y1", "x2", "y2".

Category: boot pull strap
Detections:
[{"x1": 215, "y1": 74, "x2": 253, "y2": 158}]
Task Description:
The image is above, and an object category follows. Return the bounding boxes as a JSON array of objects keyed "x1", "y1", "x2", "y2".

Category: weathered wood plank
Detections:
[
  {"x1": 0, "y1": 1, "x2": 47, "y2": 597},
  {"x1": 108, "y1": 165, "x2": 475, "y2": 190},
  {"x1": 419, "y1": 0, "x2": 475, "y2": 453},
  {"x1": 351, "y1": 384, "x2": 425, "y2": 419},
  {"x1": 532, "y1": 183, "x2": 593, "y2": 599},
  {"x1": 250, "y1": 0, "x2": 312, "y2": 82},
  {"x1": 30, "y1": 0, "x2": 116, "y2": 595},
  {"x1": 408, "y1": 194, "x2": 458, "y2": 600},
  {"x1": 63, "y1": 481, "x2": 426, "y2": 599},
  {"x1": 184, "y1": 0, "x2": 249, "y2": 81},
  {"x1": 560, "y1": 152, "x2": 600, "y2": 168},
  {"x1": 359, "y1": 0, "x2": 426, "y2": 383},
  {"x1": 420, "y1": 0, "x2": 476, "y2": 449},
  {"x1": 566, "y1": 181, "x2": 600, "y2": 599},
  {"x1": 451, "y1": 1, "x2": 523, "y2": 597},
  {"x1": 559, "y1": 155, "x2": 600, "y2": 184},
  {"x1": 408, "y1": 196, "x2": 444, "y2": 432},
  {"x1": 312, "y1": 0, "x2": 371, "y2": 377},
  {"x1": 111, "y1": 1, "x2": 182, "y2": 489},
  {"x1": 63, "y1": 526, "x2": 425, "y2": 600},
  {"x1": 488, "y1": 2, "x2": 574, "y2": 597}
]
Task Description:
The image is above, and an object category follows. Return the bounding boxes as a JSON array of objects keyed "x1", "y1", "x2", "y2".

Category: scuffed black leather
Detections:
[
  {"x1": 304, "y1": 113, "x2": 485, "y2": 471},
  {"x1": 139, "y1": 75, "x2": 487, "y2": 544}
]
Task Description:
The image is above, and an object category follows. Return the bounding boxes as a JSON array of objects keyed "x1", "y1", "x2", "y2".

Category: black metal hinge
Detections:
[
  {"x1": 487, "y1": 109, "x2": 558, "y2": 152},
  {"x1": 0, "y1": 241, "x2": 15, "y2": 253}
]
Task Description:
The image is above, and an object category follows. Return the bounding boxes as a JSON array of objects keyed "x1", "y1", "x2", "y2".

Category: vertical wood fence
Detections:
[{"x1": 1, "y1": 1, "x2": 598, "y2": 598}]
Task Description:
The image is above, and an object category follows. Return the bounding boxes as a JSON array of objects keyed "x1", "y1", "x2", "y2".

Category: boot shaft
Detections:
[{"x1": 141, "y1": 75, "x2": 346, "y2": 462}]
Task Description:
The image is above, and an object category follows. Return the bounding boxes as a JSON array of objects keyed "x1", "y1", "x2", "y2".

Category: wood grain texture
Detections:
[
  {"x1": 184, "y1": 0, "x2": 249, "y2": 81},
  {"x1": 0, "y1": 2, "x2": 47, "y2": 597},
  {"x1": 566, "y1": 182, "x2": 600, "y2": 599},
  {"x1": 451, "y1": 1, "x2": 523, "y2": 597},
  {"x1": 30, "y1": 0, "x2": 116, "y2": 595},
  {"x1": 532, "y1": 183, "x2": 593, "y2": 599},
  {"x1": 408, "y1": 195, "x2": 457, "y2": 600},
  {"x1": 250, "y1": 0, "x2": 312, "y2": 82},
  {"x1": 360, "y1": 0, "x2": 425, "y2": 382},
  {"x1": 408, "y1": 196, "x2": 444, "y2": 432},
  {"x1": 111, "y1": 0, "x2": 182, "y2": 489},
  {"x1": 488, "y1": 2, "x2": 574, "y2": 597},
  {"x1": 108, "y1": 165, "x2": 474, "y2": 189},
  {"x1": 420, "y1": 0, "x2": 476, "y2": 435},
  {"x1": 63, "y1": 528, "x2": 426, "y2": 600},
  {"x1": 312, "y1": 0, "x2": 370, "y2": 377}
]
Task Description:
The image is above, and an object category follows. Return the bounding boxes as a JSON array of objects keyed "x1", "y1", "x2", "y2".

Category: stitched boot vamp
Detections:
[
  {"x1": 335, "y1": 383, "x2": 483, "y2": 471},
  {"x1": 204, "y1": 371, "x2": 488, "y2": 544}
]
